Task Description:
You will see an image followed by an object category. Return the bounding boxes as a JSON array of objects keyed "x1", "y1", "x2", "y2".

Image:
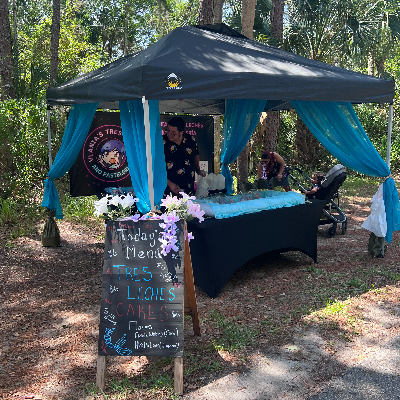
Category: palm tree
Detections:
[
  {"x1": 284, "y1": 0, "x2": 354, "y2": 169},
  {"x1": 347, "y1": 0, "x2": 400, "y2": 77}
]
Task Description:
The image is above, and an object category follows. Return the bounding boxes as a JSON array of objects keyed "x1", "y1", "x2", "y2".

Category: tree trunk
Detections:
[
  {"x1": 264, "y1": 0, "x2": 284, "y2": 154},
  {"x1": 375, "y1": 57, "x2": 385, "y2": 78},
  {"x1": 264, "y1": 111, "x2": 279, "y2": 152},
  {"x1": 213, "y1": 0, "x2": 224, "y2": 24},
  {"x1": 49, "y1": 0, "x2": 61, "y2": 87},
  {"x1": 241, "y1": 0, "x2": 256, "y2": 39},
  {"x1": 12, "y1": 0, "x2": 19, "y2": 97},
  {"x1": 295, "y1": 116, "x2": 323, "y2": 171},
  {"x1": 0, "y1": 0, "x2": 16, "y2": 99},
  {"x1": 237, "y1": 0, "x2": 256, "y2": 187},
  {"x1": 368, "y1": 52, "x2": 374, "y2": 76},
  {"x1": 198, "y1": 0, "x2": 214, "y2": 25},
  {"x1": 213, "y1": 116, "x2": 221, "y2": 173},
  {"x1": 270, "y1": 0, "x2": 284, "y2": 40}
]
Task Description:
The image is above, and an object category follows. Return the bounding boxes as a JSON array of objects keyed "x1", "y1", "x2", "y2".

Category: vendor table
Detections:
[{"x1": 187, "y1": 199, "x2": 326, "y2": 298}]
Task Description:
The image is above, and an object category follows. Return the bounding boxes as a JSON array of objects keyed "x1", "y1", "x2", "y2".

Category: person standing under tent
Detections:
[
  {"x1": 257, "y1": 151, "x2": 290, "y2": 192},
  {"x1": 163, "y1": 116, "x2": 206, "y2": 196}
]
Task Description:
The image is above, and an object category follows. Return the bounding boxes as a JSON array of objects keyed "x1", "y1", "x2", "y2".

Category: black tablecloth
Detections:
[{"x1": 187, "y1": 199, "x2": 326, "y2": 298}]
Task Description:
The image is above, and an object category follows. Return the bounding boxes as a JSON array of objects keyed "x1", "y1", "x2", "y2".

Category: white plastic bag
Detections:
[
  {"x1": 214, "y1": 174, "x2": 225, "y2": 190},
  {"x1": 195, "y1": 176, "x2": 209, "y2": 199},
  {"x1": 361, "y1": 183, "x2": 387, "y2": 237},
  {"x1": 206, "y1": 173, "x2": 216, "y2": 189}
]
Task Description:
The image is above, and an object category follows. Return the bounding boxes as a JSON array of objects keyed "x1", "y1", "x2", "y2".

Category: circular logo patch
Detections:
[{"x1": 82, "y1": 125, "x2": 130, "y2": 183}]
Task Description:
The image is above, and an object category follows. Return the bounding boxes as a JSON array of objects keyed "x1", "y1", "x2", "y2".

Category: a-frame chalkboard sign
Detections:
[{"x1": 96, "y1": 219, "x2": 200, "y2": 394}]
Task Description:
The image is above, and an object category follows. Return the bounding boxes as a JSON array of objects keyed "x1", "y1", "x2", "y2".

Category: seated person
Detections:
[
  {"x1": 304, "y1": 171, "x2": 325, "y2": 197},
  {"x1": 257, "y1": 151, "x2": 290, "y2": 192}
]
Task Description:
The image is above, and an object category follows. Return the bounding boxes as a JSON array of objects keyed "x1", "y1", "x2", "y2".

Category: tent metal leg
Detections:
[
  {"x1": 386, "y1": 103, "x2": 393, "y2": 168},
  {"x1": 47, "y1": 106, "x2": 53, "y2": 169},
  {"x1": 142, "y1": 96, "x2": 155, "y2": 211}
]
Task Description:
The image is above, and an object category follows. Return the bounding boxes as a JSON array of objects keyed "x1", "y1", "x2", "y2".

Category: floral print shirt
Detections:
[{"x1": 163, "y1": 133, "x2": 199, "y2": 195}]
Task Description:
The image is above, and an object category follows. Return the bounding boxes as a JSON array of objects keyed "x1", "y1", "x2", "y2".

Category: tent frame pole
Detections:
[
  {"x1": 47, "y1": 106, "x2": 53, "y2": 169},
  {"x1": 142, "y1": 96, "x2": 155, "y2": 211},
  {"x1": 386, "y1": 104, "x2": 394, "y2": 168}
]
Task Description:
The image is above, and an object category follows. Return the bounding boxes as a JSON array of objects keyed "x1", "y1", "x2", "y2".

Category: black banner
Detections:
[
  {"x1": 69, "y1": 112, "x2": 132, "y2": 196},
  {"x1": 70, "y1": 112, "x2": 215, "y2": 196},
  {"x1": 98, "y1": 219, "x2": 184, "y2": 357}
]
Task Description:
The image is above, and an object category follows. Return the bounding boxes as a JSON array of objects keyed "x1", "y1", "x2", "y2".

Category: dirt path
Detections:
[{"x1": 0, "y1": 193, "x2": 399, "y2": 400}]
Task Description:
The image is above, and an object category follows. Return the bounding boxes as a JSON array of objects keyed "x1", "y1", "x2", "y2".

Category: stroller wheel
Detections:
[
  {"x1": 327, "y1": 225, "x2": 336, "y2": 238},
  {"x1": 342, "y1": 220, "x2": 347, "y2": 235}
]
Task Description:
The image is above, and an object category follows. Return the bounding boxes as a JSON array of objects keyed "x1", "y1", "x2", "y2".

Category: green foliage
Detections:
[
  {"x1": 15, "y1": 1, "x2": 104, "y2": 99},
  {"x1": 61, "y1": 194, "x2": 97, "y2": 221},
  {"x1": 0, "y1": 99, "x2": 48, "y2": 199},
  {"x1": 0, "y1": 198, "x2": 18, "y2": 224},
  {"x1": 277, "y1": 110, "x2": 335, "y2": 172},
  {"x1": 354, "y1": 103, "x2": 400, "y2": 170},
  {"x1": 284, "y1": 0, "x2": 352, "y2": 62}
]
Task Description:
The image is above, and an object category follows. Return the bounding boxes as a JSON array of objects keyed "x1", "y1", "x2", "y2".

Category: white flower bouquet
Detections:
[
  {"x1": 94, "y1": 193, "x2": 139, "y2": 221},
  {"x1": 93, "y1": 192, "x2": 205, "y2": 255}
]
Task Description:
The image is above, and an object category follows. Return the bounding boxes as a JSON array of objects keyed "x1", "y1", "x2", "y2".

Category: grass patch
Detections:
[
  {"x1": 340, "y1": 174, "x2": 381, "y2": 197},
  {"x1": 209, "y1": 309, "x2": 258, "y2": 351}
]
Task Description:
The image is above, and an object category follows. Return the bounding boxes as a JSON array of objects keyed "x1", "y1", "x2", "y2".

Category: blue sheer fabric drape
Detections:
[
  {"x1": 221, "y1": 99, "x2": 267, "y2": 195},
  {"x1": 119, "y1": 99, "x2": 167, "y2": 213},
  {"x1": 292, "y1": 101, "x2": 400, "y2": 243},
  {"x1": 41, "y1": 102, "x2": 99, "y2": 219}
]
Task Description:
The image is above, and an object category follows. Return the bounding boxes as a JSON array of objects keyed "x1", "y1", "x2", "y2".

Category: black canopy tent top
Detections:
[{"x1": 46, "y1": 23, "x2": 395, "y2": 114}]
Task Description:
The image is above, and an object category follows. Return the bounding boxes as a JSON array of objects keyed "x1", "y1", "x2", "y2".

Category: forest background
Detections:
[{"x1": 0, "y1": 0, "x2": 400, "y2": 232}]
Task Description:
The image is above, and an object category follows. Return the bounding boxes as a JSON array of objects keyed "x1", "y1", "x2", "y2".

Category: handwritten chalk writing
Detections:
[
  {"x1": 108, "y1": 249, "x2": 118, "y2": 257},
  {"x1": 103, "y1": 308, "x2": 117, "y2": 325},
  {"x1": 125, "y1": 266, "x2": 152, "y2": 281},
  {"x1": 109, "y1": 285, "x2": 118, "y2": 293},
  {"x1": 134, "y1": 328, "x2": 179, "y2": 338},
  {"x1": 171, "y1": 311, "x2": 181, "y2": 318},
  {"x1": 116, "y1": 303, "x2": 169, "y2": 321},
  {"x1": 137, "y1": 324, "x2": 153, "y2": 330},
  {"x1": 127, "y1": 286, "x2": 175, "y2": 301},
  {"x1": 104, "y1": 328, "x2": 132, "y2": 356},
  {"x1": 105, "y1": 299, "x2": 112, "y2": 304},
  {"x1": 134, "y1": 341, "x2": 180, "y2": 349},
  {"x1": 107, "y1": 268, "x2": 113, "y2": 275},
  {"x1": 159, "y1": 272, "x2": 178, "y2": 282},
  {"x1": 156, "y1": 262, "x2": 166, "y2": 270},
  {"x1": 100, "y1": 340, "x2": 108, "y2": 355},
  {"x1": 112, "y1": 265, "x2": 153, "y2": 281},
  {"x1": 117, "y1": 228, "x2": 127, "y2": 240},
  {"x1": 124, "y1": 228, "x2": 157, "y2": 247},
  {"x1": 129, "y1": 321, "x2": 137, "y2": 330},
  {"x1": 126, "y1": 245, "x2": 163, "y2": 259}
]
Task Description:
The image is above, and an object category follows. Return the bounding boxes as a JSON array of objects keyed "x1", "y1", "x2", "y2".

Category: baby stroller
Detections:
[{"x1": 287, "y1": 164, "x2": 347, "y2": 237}]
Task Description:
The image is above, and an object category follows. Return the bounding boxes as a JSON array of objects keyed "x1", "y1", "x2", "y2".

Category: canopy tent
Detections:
[
  {"x1": 44, "y1": 23, "x2": 399, "y2": 243},
  {"x1": 46, "y1": 23, "x2": 394, "y2": 111}
]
